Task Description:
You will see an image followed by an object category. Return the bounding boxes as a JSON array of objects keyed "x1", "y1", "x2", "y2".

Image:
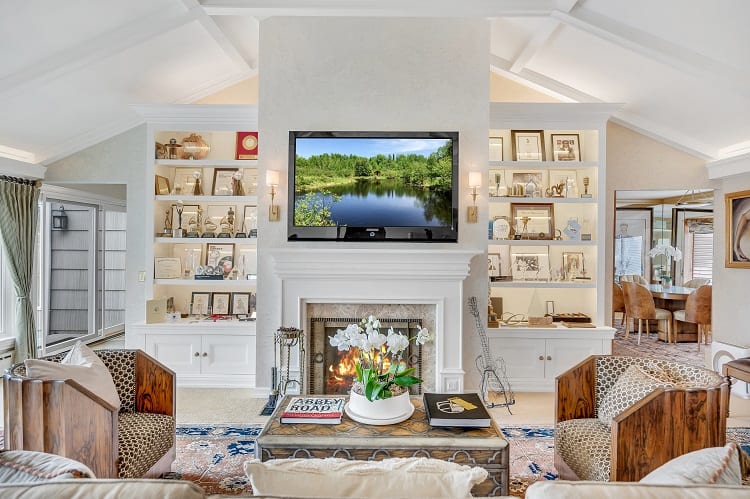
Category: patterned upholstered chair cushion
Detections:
[
  {"x1": 555, "y1": 419, "x2": 612, "y2": 481},
  {"x1": 117, "y1": 413, "x2": 175, "y2": 479},
  {"x1": 597, "y1": 364, "x2": 675, "y2": 424}
]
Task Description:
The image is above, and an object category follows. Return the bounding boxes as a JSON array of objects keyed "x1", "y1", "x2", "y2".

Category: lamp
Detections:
[
  {"x1": 467, "y1": 171, "x2": 481, "y2": 223},
  {"x1": 51, "y1": 204, "x2": 68, "y2": 230},
  {"x1": 266, "y1": 170, "x2": 280, "y2": 222}
]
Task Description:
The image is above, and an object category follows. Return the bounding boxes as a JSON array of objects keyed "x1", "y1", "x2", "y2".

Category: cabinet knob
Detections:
[
  {"x1": 202, "y1": 352, "x2": 208, "y2": 357},
  {"x1": 547, "y1": 355, "x2": 552, "y2": 361},
  {"x1": 194, "y1": 352, "x2": 199, "y2": 357},
  {"x1": 538, "y1": 355, "x2": 544, "y2": 361}
]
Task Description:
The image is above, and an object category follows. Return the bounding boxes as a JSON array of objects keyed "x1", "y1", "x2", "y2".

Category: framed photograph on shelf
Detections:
[
  {"x1": 562, "y1": 251, "x2": 585, "y2": 280},
  {"x1": 191, "y1": 292, "x2": 210, "y2": 316},
  {"x1": 212, "y1": 168, "x2": 239, "y2": 196},
  {"x1": 511, "y1": 203, "x2": 554, "y2": 240},
  {"x1": 511, "y1": 171, "x2": 546, "y2": 197},
  {"x1": 154, "y1": 257, "x2": 182, "y2": 279},
  {"x1": 172, "y1": 167, "x2": 202, "y2": 196},
  {"x1": 206, "y1": 243, "x2": 234, "y2": 275},
  {"x1": 551, "y1": 133, "x2": 581, "y2": 162},
  {"x1": 154, "y1": 175, "x2": 170, "y2": 195},
  {"x1": 548, "y1": 170, "x2": 578, "y2": 198},
  {"x1": 488, "y1": 253, "x2": 501, "y2": 279},
  {"x1": 236, "y1": 131, "x2": 259, "y2": 160},
  {"x1": 725, "y1": 189, "x2": 750, "y2": 268},
  {"x1": 212, "y1": 292, "x2": 231, "y2": 315},
  {"x1": 488, "y1": 169, "x2": 506, "y2": 197},
  {"x1": 511, "y1": 246, "x2": 551, "y2": 281},
  {"x1": 243, "y1": 205, "x2": 258, "y2": 237},
  {"x1": 231, "y1": 292, "x2": 251, "y2": 315},
  {"x1": 489, "y1": 136, "x2": 503, "y2": 162},
  {"x1": 511, "y1": 130, "x2": 545, "y2": 161}
]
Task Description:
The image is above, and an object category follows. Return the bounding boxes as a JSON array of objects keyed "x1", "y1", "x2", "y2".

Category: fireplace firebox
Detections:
[{"x1": 309, "y1": 317, "x2": 423, "y2": 395}]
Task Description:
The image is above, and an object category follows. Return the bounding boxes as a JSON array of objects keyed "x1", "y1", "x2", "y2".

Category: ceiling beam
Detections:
[
  {"x1": 508, "y1": 0, "x2": 577, "y2": 74},
  {"x1": 182, "y1": 0, "x2": 254, "y2": 71},
  {"x1": 201, "y1": 0, "x2": 557, "y2": 17},
  {"x1": 553, "y1": 6, "x2": 750, "y2": 98}
]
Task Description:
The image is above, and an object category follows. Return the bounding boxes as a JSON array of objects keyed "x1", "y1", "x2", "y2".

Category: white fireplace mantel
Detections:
[{"x1": 270, "y1": 247, "x2": 480, "y2": 392}]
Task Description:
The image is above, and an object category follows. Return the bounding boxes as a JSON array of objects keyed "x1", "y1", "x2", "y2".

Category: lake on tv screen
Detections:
[{"x1": 293, "y1": 137, "x2": 454, "y2": 227}]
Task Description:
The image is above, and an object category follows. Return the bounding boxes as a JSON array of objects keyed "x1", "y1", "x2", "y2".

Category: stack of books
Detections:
[
  {"x1": 423, "y1": 392, "x2": 492, "y2": 428},
  {"x1": 280, "y1": 396, "x2": 346, "y2": 424}
]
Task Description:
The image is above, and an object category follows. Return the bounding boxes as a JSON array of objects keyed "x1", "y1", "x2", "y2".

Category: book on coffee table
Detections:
[
  {"x1": 423, "y1": 392, "x2": 491, "y2": 428},
  {"x1": 280, "y1": 396, "x2": 346, "y2": 424}
]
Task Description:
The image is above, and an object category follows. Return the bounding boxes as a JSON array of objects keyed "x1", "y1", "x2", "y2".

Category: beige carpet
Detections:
[{"x1": 177, "y1": 388, "x2": 271, "y2": 425}]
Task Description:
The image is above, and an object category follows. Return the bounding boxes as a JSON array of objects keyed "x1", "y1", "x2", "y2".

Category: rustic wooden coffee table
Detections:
[{"x1": 255, "y1": 395, "x2": 509, "y2": 497}]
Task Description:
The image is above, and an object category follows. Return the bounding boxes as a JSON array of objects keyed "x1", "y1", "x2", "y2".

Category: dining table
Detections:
[{"x1": 648, "y1": 284, "x2": 697, "y2": 342}]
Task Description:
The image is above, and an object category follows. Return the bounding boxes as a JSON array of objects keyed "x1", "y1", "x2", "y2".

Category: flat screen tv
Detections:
[{"x1": 288, "y1": 131, "x2": 459, "y2": 242}]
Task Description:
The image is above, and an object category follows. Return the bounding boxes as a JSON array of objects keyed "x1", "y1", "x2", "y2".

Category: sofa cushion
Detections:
[
  {"x1": 0, "y1": 450, "x2": 95, "y2": 482},
  {"x1": 597, "y1": 364, "x2": 674, "y2": 424},
  {"x1": 640, "y1": 443, "x2": 742, "y2": 486},
  {"x1": 24, "y1": 341, "x2": 121, "y2": 410},
  {"x1": 525, "y1": 480, "x2": 750, "y2": 498},
  {"x1": 244, "y1": 457, "x2": 489, "y2": 498},
  {"x1": 0, "y1": 479, "x2": 205, "y2": 499},
  {"x1": 117, "y1": 413, "x2": 175, "y2": 478},
  {"x1": 555, "y1": 418, "x2": 612, "y2": 481}
]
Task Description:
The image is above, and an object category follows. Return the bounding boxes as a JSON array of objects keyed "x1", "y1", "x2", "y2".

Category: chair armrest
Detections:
[
  {"x1": 135, "y1": 350, "x2": 175, "y2": 416},
  {"x1": 555, "y1": 355, "x2": 596, "y2": 423},
  {"x1": 3, "y1": 376, "x2": 118, "y2": 478}
]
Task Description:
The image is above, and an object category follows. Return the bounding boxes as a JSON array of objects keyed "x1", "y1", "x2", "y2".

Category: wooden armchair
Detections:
[
  {"x1": 555, "y1": 355, "x2": 729, "y2": 482},
  {"x1": 3, "y1": 349, "x2": 175, "y2": 479}
]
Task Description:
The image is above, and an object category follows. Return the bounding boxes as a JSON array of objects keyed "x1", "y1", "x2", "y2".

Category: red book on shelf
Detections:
[{"x1": 280, "y1": 396, "x2": 345, "y2": 424}]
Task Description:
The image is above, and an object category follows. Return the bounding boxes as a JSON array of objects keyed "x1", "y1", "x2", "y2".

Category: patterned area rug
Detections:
[{"x1": 611, "y1": 326, "x2": 705, "y2": 367}]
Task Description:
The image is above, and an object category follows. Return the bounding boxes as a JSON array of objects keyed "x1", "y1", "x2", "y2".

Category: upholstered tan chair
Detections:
[
  {"x1": 621, "y1": 281, "x2": 672, "y2": 344},
  {"x1": 555, "y1": 355, "x2": 729, "y2": 482},
  {"x1": 611, "y1": 282, "x2": 627, "y2": 328},
  {"x1": 682, "y1": 277, "x2": 711, "y2": 288},
  {"x1": 673, "y1": 285, "x2": 712, "y2": 349},
  {"x1": 3, "y1": 349, "x2": 175, "y2": 479},
  {"x1": 619, "y1": 274, "x2": 648, "y2": 285}
]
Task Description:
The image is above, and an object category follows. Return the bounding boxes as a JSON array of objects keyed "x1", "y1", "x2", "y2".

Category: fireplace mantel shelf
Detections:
[{"x1": 271, "y1": 248, "x2": 480, "y2": 280}]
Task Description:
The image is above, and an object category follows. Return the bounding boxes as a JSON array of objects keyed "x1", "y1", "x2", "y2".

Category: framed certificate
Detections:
[
  {"x1": 212, "y1": 292, "x2": 231, "y2": 315},
  {"x1": 511, "y1": 203, "x2": 554, "y2": 240},
  {"x1": 154, "y1": 257, "x2": 182, "y2": 279},
  {"x1": 231, "y1": 292, "x2": 251, "y2": 315},
  {"x1": 511, "y1": 130, "x2": 545, "y2": 161},
  {"x1": 236, "y1": 131, "x2": 258, "y2": 160}
]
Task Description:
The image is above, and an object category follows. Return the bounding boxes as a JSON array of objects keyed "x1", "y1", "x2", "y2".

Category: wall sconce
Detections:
[
  {"x1": 52, "y1": 204, "x2": 68, "y2": 230},
  {"x1": 467, "y1": 171, "x2": 481, "y2": 224},
  {"x1": 266, "y1": 170, "x2": 280, "y2": 222}
]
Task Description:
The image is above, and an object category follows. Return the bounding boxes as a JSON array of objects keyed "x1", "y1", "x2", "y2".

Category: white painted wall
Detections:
[{"x1": 257, "y1": 17, "x2": 489, "y2": 390}]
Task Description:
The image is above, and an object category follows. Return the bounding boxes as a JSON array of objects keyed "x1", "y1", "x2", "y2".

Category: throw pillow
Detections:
[
  {"x1": 640, "y1": 442, "x2": 742, "y2": 485},
  {"x1": 244, "y1": 457, "x2": 488, "y2": 499},
  {"x1": 25, "y1": 341, "x2": 120, "y2": 409},
  {"x1": 597, "y1": 364, "x2": 674, "y2": 424}
]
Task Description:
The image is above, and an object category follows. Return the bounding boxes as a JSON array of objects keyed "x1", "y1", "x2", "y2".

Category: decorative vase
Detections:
[{"x1": 346, "y1": 389, "x2": 414, "y2": 425}]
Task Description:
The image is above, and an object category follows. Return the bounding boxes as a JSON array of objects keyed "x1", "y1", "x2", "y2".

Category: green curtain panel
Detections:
[{"x1": 0, "y1": 176, "x2": 40, "y2": 360}]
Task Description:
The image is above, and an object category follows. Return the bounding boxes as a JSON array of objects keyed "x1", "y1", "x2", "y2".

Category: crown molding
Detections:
[
  {"x1": 706, "y1": 152, "x2": 750, "y2": 180},
  {"x1": 0, "y1": 157, "x2": 46, "y2": 179},
  {"x1": 131, "y1": 104, "x2": 258, "y2": 130}
]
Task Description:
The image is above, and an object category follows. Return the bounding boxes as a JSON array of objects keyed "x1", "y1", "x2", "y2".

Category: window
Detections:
[{"x1": 691, "y1": 232, "x2": 713, "y2": 279}]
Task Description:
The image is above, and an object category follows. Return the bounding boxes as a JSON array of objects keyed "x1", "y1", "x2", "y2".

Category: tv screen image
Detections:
[{"x1": 288, "y1": 131, "x2": 459, "y2": 242}]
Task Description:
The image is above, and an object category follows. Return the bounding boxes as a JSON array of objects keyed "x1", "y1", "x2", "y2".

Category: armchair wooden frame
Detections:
[
  {"x1": 555, "y1": 355, "x2": 729, "y2": 482},
  {"x1": 3, "y1": 350, "x2": 175, "y2": 479}
]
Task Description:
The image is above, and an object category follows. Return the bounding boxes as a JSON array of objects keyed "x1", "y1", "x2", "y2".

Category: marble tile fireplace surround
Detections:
[{"x1": 271, "y1": 248, "x2": 477, "y2": 393}]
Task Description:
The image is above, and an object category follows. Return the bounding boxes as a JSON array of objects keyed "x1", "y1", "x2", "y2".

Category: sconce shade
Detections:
[
  {"x1": 266, "y1": 170, "x2": 280, "y2": 187},
  {"x1": 469, "y1": 171, "x2": 482, "y2": 188}
]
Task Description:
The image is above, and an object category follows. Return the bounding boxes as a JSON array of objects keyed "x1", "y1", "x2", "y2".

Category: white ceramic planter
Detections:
[{"x1": 346, "y1": 389, "x2": 414, "y2": 425}]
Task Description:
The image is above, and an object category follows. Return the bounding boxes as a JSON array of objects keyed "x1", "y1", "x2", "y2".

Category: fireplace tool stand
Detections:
[
  {"x1": 468, "y1": 296, "x2": 515, "y2": 413},
  {"x1": 269, "y1": 327, "x2": 306, "y2": 409}
]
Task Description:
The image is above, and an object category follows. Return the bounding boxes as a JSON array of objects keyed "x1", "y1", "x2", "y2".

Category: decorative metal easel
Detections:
[{"x1": 468, "y1": 296, "x2": 515, "y2": 413}]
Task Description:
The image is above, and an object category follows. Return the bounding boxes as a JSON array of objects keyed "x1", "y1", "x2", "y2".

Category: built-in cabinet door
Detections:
[
  {"x1": 496, "y1": 338, "x2": 546, "y2": 380},
  {"x1": 146, "y1": 334, "x2": 202, "y2": 375},
  {"x1": 546, "y1": 338, "x2": 603, "y2": 380},
  {"x1": 201, "y1": 335, "x2": 255, "y2": 375}
]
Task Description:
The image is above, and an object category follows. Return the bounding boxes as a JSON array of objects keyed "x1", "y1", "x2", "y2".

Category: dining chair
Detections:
[
  {"x1": 612, "y1": 282, "x2": 627, "y2": 328},
  {"x1": 682, "y1": 277, "x2": 711, "y2": 288},
  {"x1": 673, "y1": 285, "x2": 712, "y2": 349},
  {"x1": 620, "y1": 274, "x2": 649, "y2": 285},
  {"x1": 621, "y1": 281, "x2": 672, "y2": 345}
]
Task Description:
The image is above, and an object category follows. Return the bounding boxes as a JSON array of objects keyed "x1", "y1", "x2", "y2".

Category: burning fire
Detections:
[{"x1": 325, "y1": 347, "x2": 402, "y2": 394}]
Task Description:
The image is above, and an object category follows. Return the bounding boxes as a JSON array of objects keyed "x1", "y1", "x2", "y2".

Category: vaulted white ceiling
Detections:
[{"x1": 1, "y1": 0, "x2": 748, "y2": 169}]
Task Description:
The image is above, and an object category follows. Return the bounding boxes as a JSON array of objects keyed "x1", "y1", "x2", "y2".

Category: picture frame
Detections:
[
  {"x1": 615, "y1": 207, "x2": 653, "y2": 281},
  {"x1": 548, "y1": 170, "x2": 577, "y2": 198},
  {"x1": 489, "y1": 136, "x2": 503, "y2": 162},
  {"x1": 511, "y1": 130, "x2": 545, "y2": 161},
  {"x1": 191, "y1": 291, "x2": 210, "y2": 316},
  {"x1": 211, "y1": 292, "x2": 231, "y2": 315},
  {"x1": 206, "y1": 243, "x2": 234, "y2": 275},
  {"x1": 241, "y1": 169, "x2": 258, "y2": 195},
  {"x1": 511, "y1": 203, "x2": 554, "y2": 240},
  {"x1": 154, "y1": 257, "x2": 182, "y2": 279},
  {"x1": 212, "y1": 168, "x2": 239, "y2": 196},
  {"x1": 488, "y1": 169, "x2": 506, "y2": 197},
  {"x1": 725, "y1": 189, "x2": 750, "y2": 268},
  {"x1": 231, "y1": 292, "x2": 251, "y2": 315},
  {"x1": 511, "y1": 171, "x2": 546, "y2": 197},
  {"x1": 487, "y1": 253, "x2": 501, "y2": 279},
  {"x1": 154, "y1": 175, "x2": 170, "y2": 195},
  {"x1": 551, "y1": 133, "x2": 581, "y2": 162},
  {"x1": 173, "y1": 167, "x2": 203, "y2": 195},
  {"x1": 236, "y1": 131, "x2": 259, "y2": 160},
  {"x1": 562, "y1": 251, "x2": 585, "y2": 280},
  {"x1": 511, "y1": 246, "x2": 551, "y2": 281},
  {"x1": 243, "y1": 205, "x2": 258, "y2": 237}
]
